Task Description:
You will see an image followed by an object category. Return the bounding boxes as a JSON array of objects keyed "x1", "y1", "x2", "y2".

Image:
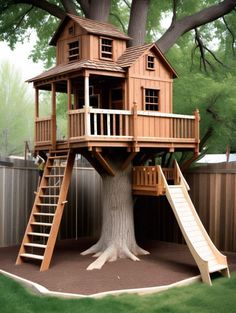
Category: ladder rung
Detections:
[
  {"x1": 49, "y1": 156, "x2": 67, "y2": 159},
  {"x1": 27, "y1": 232, "x2": 50, "y2": 237},
  {"x1": 45, "y1": 175, "x2": 64, "y2": 178},
  {"x1": 41, "y1": 186, "x2": 60, "y2": 189},
  {"x1": 20, "y1": 253, "x2": 44, "y2": 260},
  {"x1": 47, "y1": 165, "x2": 66, "y2": 168},
  {"x1": 36, "y1": 203, "x2": 57, "y2": 207},
  {"x1": 33, "y1": 213, "x2": 55, "y2": 217},
  {"x1": 50, "y1": 150, "x2": 69, "y2": 154},
  {"x1": 31, "y1": 222, "x2": 53, "y2": 227},
  {"x1": 39, "y1": 195, "x2": 59, "y2": 198},
  {"x1": 24, "y1": 243, "x2": 47, "y2": 249}
]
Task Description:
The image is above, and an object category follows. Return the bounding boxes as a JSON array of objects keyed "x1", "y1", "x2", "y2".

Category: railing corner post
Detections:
[{"x1": 84, "y1": 105, "x2": 91, "y2": 137}]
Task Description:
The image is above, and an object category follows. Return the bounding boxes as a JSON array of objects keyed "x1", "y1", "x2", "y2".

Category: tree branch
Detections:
[
  {"x1": 157, "y1": 0, "x2": 236, "y2": 53},
  {"x1": 170, "y1": 0, "x2": 179, "y2": 27},
  {"x1": 11, "y1": 0, "x2": 66, "y2": 19},
  {"x1": 75, "y1": 0, "x2": 89, "y2": 17},
  {"x1": 123, "y1": 0, "x2": 131, "y2": 9},
  {"x1": 61, "y1": 0, "x2": 77, "y2": 14},
  {"x1": 110, "y1": 12, "x2": 126, "y2": 33},
  {"x1": 222, "y1": 15, "x2": 236, "y2": 55}
]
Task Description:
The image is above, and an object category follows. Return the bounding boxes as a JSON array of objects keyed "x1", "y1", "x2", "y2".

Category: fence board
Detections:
[{"x1": 1, "y1": 159, "x2": 236, "y2": 253}]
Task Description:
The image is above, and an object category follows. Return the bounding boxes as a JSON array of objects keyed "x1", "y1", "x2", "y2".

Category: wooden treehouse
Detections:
[{"x1": 16, "y1": 14, "x2": 230, "y2": 285}]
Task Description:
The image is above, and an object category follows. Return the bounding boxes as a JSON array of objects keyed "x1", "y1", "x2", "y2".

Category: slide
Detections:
[{"x1": 159, "y1": 163, "x2": 230, "y2": 285}]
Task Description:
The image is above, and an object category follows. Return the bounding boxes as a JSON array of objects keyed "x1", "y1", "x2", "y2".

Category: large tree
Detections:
[{"x1": 1, "y1": 0, "x2": 236, "y2": 269}]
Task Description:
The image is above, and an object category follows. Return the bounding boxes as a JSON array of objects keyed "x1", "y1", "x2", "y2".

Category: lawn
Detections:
[{"x1": 0, "y1": 272, "x2": 236, "y2": 313}]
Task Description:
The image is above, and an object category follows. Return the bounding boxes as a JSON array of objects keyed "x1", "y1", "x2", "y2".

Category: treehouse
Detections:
[
  {"x1": 17, "y1": 14, "x2": 230, "y2": 285},
  {"x1": 28, "y1": 14, "x2": 200, "y2": 158}
]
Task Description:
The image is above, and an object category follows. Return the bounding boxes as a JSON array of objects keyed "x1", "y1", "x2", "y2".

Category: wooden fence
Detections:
[
  {"x1": 1, "y1": 159, "x2": 236, "y2": 253},
  {"x1": 0, "y1": 157, "x2": 102, "y2": 248}
]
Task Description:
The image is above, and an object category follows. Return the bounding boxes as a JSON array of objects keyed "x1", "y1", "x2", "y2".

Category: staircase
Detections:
[{"x1": 16, "y1": 149, "x2": 75, "y2": 271}]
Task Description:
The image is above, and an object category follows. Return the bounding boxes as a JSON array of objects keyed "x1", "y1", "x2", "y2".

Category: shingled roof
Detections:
[
  {"x1": 27, "y1": 59, "x2": 125, "y2": 83},
  {"x1": 50, "y1": 14, "x2": 131, "y2": 46},
  {"x1": 117, "y1": 43, "x2": 178, "y2": 78}
]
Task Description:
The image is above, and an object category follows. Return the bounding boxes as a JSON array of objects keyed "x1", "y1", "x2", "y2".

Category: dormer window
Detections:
[
  {"x1": 147, "y1": 55, "x2": 155, "y2": 70},
  {"x1": 100, "y1": 37, "x2": 113, "y2": 59},
  {"x1": 68, "y1": 40, "x2": 79, "y2": 62}
]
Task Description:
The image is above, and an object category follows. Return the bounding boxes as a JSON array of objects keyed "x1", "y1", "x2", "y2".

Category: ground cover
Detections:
[{"x1": 0, "y1": 272, "x2": 236, "y2": 313}]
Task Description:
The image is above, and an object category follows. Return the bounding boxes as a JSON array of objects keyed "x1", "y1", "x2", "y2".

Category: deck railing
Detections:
[
  {"x1": 132, "y1": 166, "x2": 175, "y2": 196},
  {"x1": 35, "y1": 106, "x2": 199, "y2": 148},
  {"x1": 35, "y1": 117, "x2": 52, "y2": 145}
]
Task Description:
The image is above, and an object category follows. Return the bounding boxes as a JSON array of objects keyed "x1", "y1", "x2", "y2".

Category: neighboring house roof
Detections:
[
  {"x1": 50, "y1": 14, "x2": 131, "y2": 46},
  {"x1": 27, "y1": 59, "x2": 125, "y2": 83},
  {"x1": 197, "y1": 154, "x2": 236, "y2": 163},
  {"x1": 117, "y1": 43, "x2": 178, "y2": 78}
]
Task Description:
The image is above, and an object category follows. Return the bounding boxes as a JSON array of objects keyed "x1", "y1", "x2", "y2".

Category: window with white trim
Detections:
[
  {"x1": 100, "y1": 37, "x2": 113, "y2": 59},
  {"x1": 146, "y1": 55, "x2": 155, "y2": 70},
  {"x1": 68, "y1": 40, "x2": 79, "y2": 62},
  {"x1": 145, "y1": 88, "x2": 159, "y2": 111}
]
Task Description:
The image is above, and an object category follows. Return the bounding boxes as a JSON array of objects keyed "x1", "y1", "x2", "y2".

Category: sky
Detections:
[{"x1": 0, "y1": 37, "x2": 44, "y2": 82}]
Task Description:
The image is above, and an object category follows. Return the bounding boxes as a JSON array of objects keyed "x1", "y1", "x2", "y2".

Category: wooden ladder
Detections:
[{"x1": 16, "y1": 149, "x2": 75, "y2": 271}]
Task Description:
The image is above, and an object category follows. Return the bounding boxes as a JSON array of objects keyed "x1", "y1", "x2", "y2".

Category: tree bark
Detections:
[
  {"x1": 61, "y1": 0, "x2": 77, "y2": 15},
  {"x1": 157, "y1": 0, "x2": 236, "y2": 53},
  {"x1": 127, "y1": 0, "x2": 150, "y2": 47},
  {"x1": 81, "y1": 154, "x2": 149, "y2": 270},
  {"x1": 87, "y1": 0, "x2": 111, "y2": 22}
]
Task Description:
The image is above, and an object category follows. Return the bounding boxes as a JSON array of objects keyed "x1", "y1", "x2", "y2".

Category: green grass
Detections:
[{"x1": 0, "y1": 273, "x2": 236, "y2": 313}]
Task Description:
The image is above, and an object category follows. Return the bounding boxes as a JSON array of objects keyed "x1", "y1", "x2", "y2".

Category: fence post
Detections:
[{"x1": 194, "y1": 109, "x2": 200, "y2": 154}]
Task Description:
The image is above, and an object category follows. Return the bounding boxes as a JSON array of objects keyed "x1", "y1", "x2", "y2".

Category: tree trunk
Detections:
[
  {"x1": 87, "y1": 0, "x2": 111, "y2": 22},
  {"x1": 81, "y1": 154, "x2": 149, "y2": 270},
  {"x1": 127, "y1": 0, "x2": 150, "y2": 47}
]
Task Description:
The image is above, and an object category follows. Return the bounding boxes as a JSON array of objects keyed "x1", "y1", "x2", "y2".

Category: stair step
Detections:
[
  {"x1": 50, "y1": 150, "x2": 69, "y2": 154},
  {"x1": 27, "y1": 232, "x2": 50, "y2": 237},
  {"x1": 33, "y1": 213, "x2": 55, "y2": 217},
  {"x1": 36, "y1": 203, "x2": 57, "y2": 207},
  {"x1": 31, "y1": 222, "x2": 53, "y2": 227},
  {"x1": 20, "y1": 253, "x2": 44, "y2": 260},
  {"x1": 47, "y1": 165, "x2": 66, "y2": 168},
  {"x1": 41, "y1": 186, "x2": 60, "y2": 189},
  {"x1": 49, "y1": 155, "x2": 67, "y2": 159},
  {"x1": 39, "y1": 195, "x2": 59, "y2": 198},
  {"x1": 45, "y1": 175, "x2": 64, "y2": 178},
  {"x1": 24, "y1": 243, "x2": 47, "y2": 249}
]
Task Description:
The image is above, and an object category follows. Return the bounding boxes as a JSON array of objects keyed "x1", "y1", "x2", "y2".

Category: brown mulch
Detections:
[{"x1": 0, "y1": 239, "x2": 236, "y2": 295}]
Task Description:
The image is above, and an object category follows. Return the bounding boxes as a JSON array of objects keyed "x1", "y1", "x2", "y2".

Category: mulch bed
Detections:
[{"x1": 0, "y1": 238, "x2": 235, "y2": 295}]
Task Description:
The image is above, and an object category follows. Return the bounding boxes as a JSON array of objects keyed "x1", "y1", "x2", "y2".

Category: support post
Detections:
[
  {"x1": 35, "y1": 88, "x2": 39, "y2": 144},
  {"x1": 67, "y1": 79, "x2": 72, "y2": 140},
  {"x1": 194, "y1": 109, "x2": 200, "y2": 154},
  {"x1": 84, "y1": 73, "x2": 91, "y2": 137},
  {"x1": 132, "y1": 103, "x2": 139, "y2": 151},
  {"x1": 51, "y1": 82, "x2": 56, "y2": 149}
]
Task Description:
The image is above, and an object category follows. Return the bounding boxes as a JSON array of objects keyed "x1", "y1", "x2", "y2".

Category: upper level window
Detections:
[
  {"x1": 100, "y1": 37, "x2": 113, "y2": 59},
  {"x1": 145, "y1": 89, "x2": 159, "y2": 111},
  {"x1": 147, "y1": 55, "x2": 155, "y2": 70},
  {"x1": 68, "y1": 40, "x2": 79, "y2": 62}
]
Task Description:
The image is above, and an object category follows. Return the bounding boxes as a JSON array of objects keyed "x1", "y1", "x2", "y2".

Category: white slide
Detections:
[{"x1": 159, "y1": 163, "x2": 230, "y2": 285}]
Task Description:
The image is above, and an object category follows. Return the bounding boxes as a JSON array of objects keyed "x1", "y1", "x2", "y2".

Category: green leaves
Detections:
[{"x1": 0, "y1": 61, "x2": 34, "y2": 156}]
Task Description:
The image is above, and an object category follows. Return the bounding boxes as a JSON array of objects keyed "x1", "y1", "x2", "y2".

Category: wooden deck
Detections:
[{"x1": 35, "y1": 107, "x2": 200, "y2": 152}]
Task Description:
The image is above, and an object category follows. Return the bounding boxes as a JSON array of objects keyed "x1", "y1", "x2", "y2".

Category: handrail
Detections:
[
  {"x1": 137, "y1": 110, "x2": 195, "y2": 120},
  {"x1": 174, "y1": 160, "x2": 190, "y2": 190}
]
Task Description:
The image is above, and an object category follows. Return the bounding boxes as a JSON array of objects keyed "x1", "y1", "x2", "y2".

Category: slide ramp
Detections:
[{"x1": 160, "y1": 165, "x2": 230, "y2": 285}]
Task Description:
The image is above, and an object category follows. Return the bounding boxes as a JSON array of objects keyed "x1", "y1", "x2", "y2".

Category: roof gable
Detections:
[
  {"x1": 50, "y1": 14, "x2": 131, "y2": 46},
  {"x1": 117, "y1": 43, "x2": 178, "y2": 78}
]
